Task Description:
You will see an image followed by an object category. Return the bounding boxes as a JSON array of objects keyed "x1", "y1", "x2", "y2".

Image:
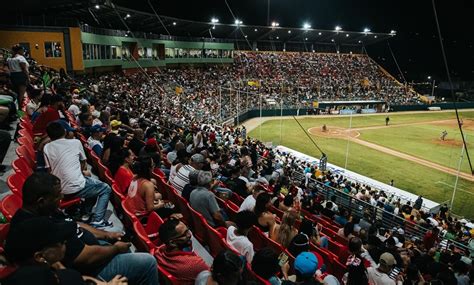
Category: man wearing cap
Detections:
[
  {"x1": 189, "y1": 170, "x2": 229, "y2": 227},
  {"x1": 171, "y1": 153, "x2": 205, "y2": 194},
  {"x1": 281, "y1": 252, "x2": 326, "y2": 285},
  {"x1": 43, "y1": 122, "x2": 112, "y2": 228},
  {"x1": 110, "y1": 119, "x2": 122, "y2": 134},
  {"x1": 33, "y1": 94, "x2": 65, "y2": 135},
  {"x1": 367, "y1": 252, "x2": 399, "y2": 285},
  {"x1": 8, "y1": 172, "x2": 158, "y2": 284},
  {"x1": 87, "y1": 124, "x2": 106, "y2": 157}
]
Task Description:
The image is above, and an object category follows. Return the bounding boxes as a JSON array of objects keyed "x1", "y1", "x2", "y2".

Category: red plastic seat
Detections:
[
  {"x1": 18, "y1": 129, "x2": 33, "y2": 142},
  {"x1": 143, "y1": 211, "x2": 163, "y2": 245},
  {"x1": 205, "y1": 224, "x2": 230, "y2": 258},
  {"x1": 121, "y1": 198, "x2": 140, "y2": 229},
  {"x1": 0, "y1": 195, "x2": 22, "y2": 221},
  {"x1": 133, "y1": 220, "x2": 157, "y2": 252},
  {"x1": 174, "y1": 194, "x2": 192, "y2": 226},
  {"x1": 7, "y1": 173, "x2": 26, "y2": 196},
  {"x1": 187, "y1": 204, "x2": 209, "y2": 244},
  {"x1": 15, "y1": 145, "x2": 36, "y2": 169},
  {"x1": 11, "y1": 158, "x2": 33, "y2": 178},
  {"x1": 225, "y1": 200, "x2": 240, "y2": 222},
  {"x1": 59, "y1": 197, "x2": 83, "y2": 209},
  {"x1": 248, "y1": 226, "x2": 284, "y2": 254},
  {"x1": 331, "y1": 257, "x2": 347, "y2": 281},
  {"x1": 111, "y1": 183, "x2": 126, "y2": 201}
]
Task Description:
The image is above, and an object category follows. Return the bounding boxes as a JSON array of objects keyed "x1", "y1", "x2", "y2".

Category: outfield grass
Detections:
[{"x1": 248, "y1": 111, "x2": 474, "y2": 217}]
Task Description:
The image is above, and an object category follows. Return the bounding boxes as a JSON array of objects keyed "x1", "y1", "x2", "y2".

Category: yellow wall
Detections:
[
  {"x1": 0, "y1": 30, "x2": 67, "y2": 71},
  {"x1": 68, "y1": 27, "x2": 84, "y2": 71}
]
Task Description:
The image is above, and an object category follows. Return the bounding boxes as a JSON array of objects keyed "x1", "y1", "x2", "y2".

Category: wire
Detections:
[
  {"x1": 223, "y1": 0, "x2": 253, "y2": 51},
  {"x1": 432, "y1": 0, "x2": 473, "y2": 175},
  {"x1": 292, "y1": 116, "x2": 326, "y2": 156},
  {"x1": 387, "y1": 41, "x2": 407, "y2": 85},
  {"x1": 147, "y1": 0, "x2": 171, "y2": 36}
]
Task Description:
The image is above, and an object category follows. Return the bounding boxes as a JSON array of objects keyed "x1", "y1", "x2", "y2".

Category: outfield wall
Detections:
[{"x1": 234, "y1": 102, "x2": 474, "y2": 124}]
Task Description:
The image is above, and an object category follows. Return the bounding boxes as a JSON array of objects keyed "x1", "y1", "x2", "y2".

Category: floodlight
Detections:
[
  {"x1": 211, "y1": 18, "x2": 219, "y2": 23},
  {"x1": 303, "y1": 23, "x2": 311, "y2": 30},
  {"x1": 364, "y1": 28, "x2": 370, "y2": 33},
  {"x1": 94, "y1": 4, "x2": 100, "y2": 9},
  {"x1": 335, "y1": 26, "x2": 342, "y2": 31}
]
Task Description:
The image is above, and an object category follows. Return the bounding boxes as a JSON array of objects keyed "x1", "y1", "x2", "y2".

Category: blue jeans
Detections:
[
  {"x1": 75, "y1": 176, "x2": 111, "y2": 222},
  {"x1": 98, "y1": 252, "x2": 159, "y2": 285},
  {"x1": 320, "y1": 236, "x2": 329, "y2": 249}
]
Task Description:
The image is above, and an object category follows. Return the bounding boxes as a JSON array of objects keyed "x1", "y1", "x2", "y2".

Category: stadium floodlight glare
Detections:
[
  {"x1": 335, "y1": 26, "x2": 342, "y2": 32},
  {"x1": 234, "y1": 19, "x2": 243, "y2": 25},
  {"x1": 276, "y1": 36, "x2": 279, "y2": 39},
  {"x1": 331, "y1": 39, "x2": 335, "y2": 42},
  {"x1": 288, "y1": 30, "x2": 291, "y2": 34},
  {"x1": 271, "y1": 21, "x2": 280, "y2": 27},
  {"x1": 427, "y1": 76, "x2": 432, "y2": 80},
  {"x1": 303, "y1": 23, "x2": 311, "y2": 30},
  {"x1": 364, "y1": 28, "x2": 370, "y2": 33},
  {"x1": 244, "y1": 35, "x2": 248, "y2": 38},
  {"x1": 172, "y1": 22, "x2": 177, "y2": 26},
  {"x1": 125, "y1": 14, "x2": 131, "y2": 18},
  {"x1": 94, "y1": 4, "x2": 100, "y2": 9},
  {"x1": 358, "y1": 40, "x2": 362, "y2": 43},
  {"x1": 390, "y1": 30, "x2": 397, "y2": 35},
  {"x1": 211, "y1": 18, "x2": 219, "y2": 23},
  {"x1": 346, "y1": 34, "x2": 349, "y2": 37},
  {"x1": 305, "y1": 37, "x2": 308, "y2": 41},
  {"x1": 374, "y1": 35, "x2": 378, "y2": 38},
  {"x1": 254, "y1": 28, "x2": 258, "y2": 32},
  {"x1": 318, "y1": 32, "x2": 322, "y2": 35}
]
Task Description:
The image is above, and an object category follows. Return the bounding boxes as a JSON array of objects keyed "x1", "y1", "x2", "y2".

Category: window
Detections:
[
  {"x1": 165, "y1": 48, "x2": 174, "y2": 58},
  {"x1": 111, "y1": 46, "x2": 122, "y2": 59},
  {"x1": 45, "y1": 42, "x2": 62, "y2": 58}
]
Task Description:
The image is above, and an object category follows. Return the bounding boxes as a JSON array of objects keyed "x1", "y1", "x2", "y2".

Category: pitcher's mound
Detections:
[{"x1": 308, "y1": 126, "x2": 360, "y2": 138}]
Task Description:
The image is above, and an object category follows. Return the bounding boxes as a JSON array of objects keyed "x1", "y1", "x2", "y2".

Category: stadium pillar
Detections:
[
  {"x1": 344, "y1": 112, "x2": 353, "y2": 169},
  {"x1": 451, "y1": 136, "x2": 467, "y2": 211}
]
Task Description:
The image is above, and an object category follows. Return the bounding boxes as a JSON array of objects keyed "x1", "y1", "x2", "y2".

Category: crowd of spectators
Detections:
[{"x1": 0, "y1": 44, "x2": 472, "y2": 285}]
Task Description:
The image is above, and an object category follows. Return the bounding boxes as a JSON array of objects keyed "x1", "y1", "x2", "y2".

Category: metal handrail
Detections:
[{"x1": 290, "y1": 170, "x2": 470, "y2": 252}]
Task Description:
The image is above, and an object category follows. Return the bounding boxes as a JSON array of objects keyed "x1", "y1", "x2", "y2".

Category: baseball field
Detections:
[{"x1": 247, "y1": 110, "x2": 474, "y2": 217}]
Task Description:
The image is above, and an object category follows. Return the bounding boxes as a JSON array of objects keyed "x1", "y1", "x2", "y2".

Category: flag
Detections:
[
  {"x1": 42, "y1": 73, "x2": 51, "y2": 88},
  {"x1": 247, "y1": 80, "x2": 260, "y2": 87},
  {"x1": 175, "y1": 86, "x2": 183, "y2": 95}
]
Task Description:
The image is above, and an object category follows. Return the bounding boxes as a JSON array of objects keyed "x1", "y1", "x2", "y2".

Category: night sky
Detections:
[{"x1": 113, "y1": 0, "x2": 474, "y2": 82}]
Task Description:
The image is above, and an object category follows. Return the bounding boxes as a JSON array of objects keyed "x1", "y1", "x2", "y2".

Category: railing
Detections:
[{"x1": 290, "y1": 171, "x2": 470, "y2": 252}]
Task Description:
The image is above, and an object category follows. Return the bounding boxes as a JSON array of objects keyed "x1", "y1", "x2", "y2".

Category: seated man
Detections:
[
  {"x1": 9, "y1": 172, "x2": 159, "y2": 284},
  {"x1": 87, "y1": 124, "x2": 106, "y2": 157},
  {"x1": 189, "y1": 171, "x2": 228, "y2": 227},
  {"x1": 43, "y1": 121, "x2": 112, "y2": 228},
  {"x1": 33, "y1": 94, "x2": 65, "y2": 136},
  {"x1": 226, "y1": 210, "x2": 256, "y2": 263},
  {"x1": 154, "y1": 218, "x2": 209, "y2": 285}
]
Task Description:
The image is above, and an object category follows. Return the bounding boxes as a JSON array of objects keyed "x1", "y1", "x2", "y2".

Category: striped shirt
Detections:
[{"x1": 171, "y1": 165, "x2": 195, "y2": 194}]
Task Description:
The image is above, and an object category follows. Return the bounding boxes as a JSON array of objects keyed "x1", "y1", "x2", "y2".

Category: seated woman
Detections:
[
  {"x1": 337, "y1": 221, "x2": 356, "y2": 241},
  {"x1": 299, "y1": 219, "x2": 329, "y2": 249},
  {"x1": 195, "y1": 250, "x2": 245, "y2": 285},
  {"x1": 272, "y1": 211, "x2": 299, "y2": 248},
  {"x1": 109, "y1": 148, "x2": 136, "y2": 195},
  {"x1": 253, "y1": 192, "x2": 277, "y2": 237},
  {"x1": 127, "y1": 155, "x2": 175, "y2": 219}
]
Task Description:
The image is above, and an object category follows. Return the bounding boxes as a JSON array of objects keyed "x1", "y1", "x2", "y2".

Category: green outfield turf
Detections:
[{"x1": 247, "y1": 111, "x2": 474, "y2": 217}]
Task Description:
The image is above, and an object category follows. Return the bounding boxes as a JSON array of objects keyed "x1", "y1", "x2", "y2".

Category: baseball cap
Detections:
[
  {"x1": 379, "y1": 252, "x2": 397, "y2": 266},
  {"x1": 294, "y1": 252, "x2": 318, "y2": 277},
  {"x1": 55, "y1": 119, "x2": 75, "y2": 133},
  {"x1": 191, "y1": 153, "x2": 205, "y2": 164},
  {"x1": 146, "y1": 138, "x2": 158, "y2": 147},
  {"x1": 91, "y1": 124, "x2": 106, "y2": 133},
  {"x1": 110, "y1": 120, "x2": 122, "y2": 128},
  {"x1": 5, "y1": 217, "x2": 76, "y2": 263}
]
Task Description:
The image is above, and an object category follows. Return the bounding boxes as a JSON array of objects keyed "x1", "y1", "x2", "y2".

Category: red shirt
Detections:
[
  {"x1": 114, "y1": 166, "x2": 134, "y2": 195},
  {"x1": 127, "y1": 178, "x2": 149, "y2": 217},
  {"x1": 33, "y1": 107, "x2": 60, "y2": 135},
  {"x1": 423, "y1": 231, "x2": 438, "y2": 250},
  {"x1": 154, "y1": 245, "x2": 209, "y2": 285}
]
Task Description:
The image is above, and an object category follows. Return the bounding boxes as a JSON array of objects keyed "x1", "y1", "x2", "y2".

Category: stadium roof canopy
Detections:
[{"x1": 3, "y1": 1, "x2": 395, "y2": 46}]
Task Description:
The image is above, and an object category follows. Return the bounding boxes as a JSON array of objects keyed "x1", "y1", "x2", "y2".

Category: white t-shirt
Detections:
[
  {"x1": 239, "y1": 195, "x2": 256, "y2": 212},
  {"x1": 68, "y1": 104, "x2": 80, "y2": 118},
  {"x1": 226, "y1": 226, "x2": 254, "y2": 263},
  {"x1": 367, "y1": 267, "x2": 395, "y2": 285},
  {"x1": 43, "y1": 138, "x2": 87, "y2": 195},
  {"x1": 171, "y1": 164, "x2": 195, "y2": 193},
  {"x1": 7, "y1": 55, "x2": 29, "y2": 72}
]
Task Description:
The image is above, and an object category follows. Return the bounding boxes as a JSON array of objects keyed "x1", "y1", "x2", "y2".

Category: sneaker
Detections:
[{"x1": 90, "y1": 220, "x2": 113, "y2": 228}]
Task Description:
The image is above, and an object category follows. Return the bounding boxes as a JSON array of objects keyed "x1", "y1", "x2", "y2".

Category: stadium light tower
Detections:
[
  {"x1": 363, "y1": 28, "x2": 371, "y2": 33},
  {"x1": 235, "y1": 19, "x2": 243, "y2": 25},
  {"x1": 211, "y1": 18, "x2": 219, "y2": 23},
  {"x1": 271, "y1": 21, "x2": 279, "y2": 27},
  {"x1": 335, "y1": 26, "x2": 342, "y2": 32},
  {"x1": 390, "y1": 30, "x2": 397, "y2": 35},
  {"x1": 303, "y1": 23, "x2": 311, "y2": 30}
]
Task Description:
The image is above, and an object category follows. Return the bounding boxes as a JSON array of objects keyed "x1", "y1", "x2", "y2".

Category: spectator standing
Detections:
[{"x1": 7, "y1": 44, "x2": 29, "y2": 106}]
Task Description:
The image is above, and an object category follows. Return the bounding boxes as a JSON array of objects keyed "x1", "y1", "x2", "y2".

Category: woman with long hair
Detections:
[
  {"x1": 344, "y1": 237, "x2": 369, "y2": 285},
  {"x1": 253, "y1": 192, "x2": 277, "y2": 236},
  {"x1": 272, "y1": 211, "x2": 299, "y2": 248},
  {"x1": 127, "y1": 155, "x2": 173, "y2": 218},
  {"x1": 109, "y1": 148, "x2": 136, "y2": 195}
]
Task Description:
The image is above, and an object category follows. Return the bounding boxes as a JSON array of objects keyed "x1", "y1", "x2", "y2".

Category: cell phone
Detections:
[
  {"x1": 278, "y1": 252, "x2": 289, "y2": 267},
  {"x1": 389, "y1": 267, "x2": 401, "y2": 280}
]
